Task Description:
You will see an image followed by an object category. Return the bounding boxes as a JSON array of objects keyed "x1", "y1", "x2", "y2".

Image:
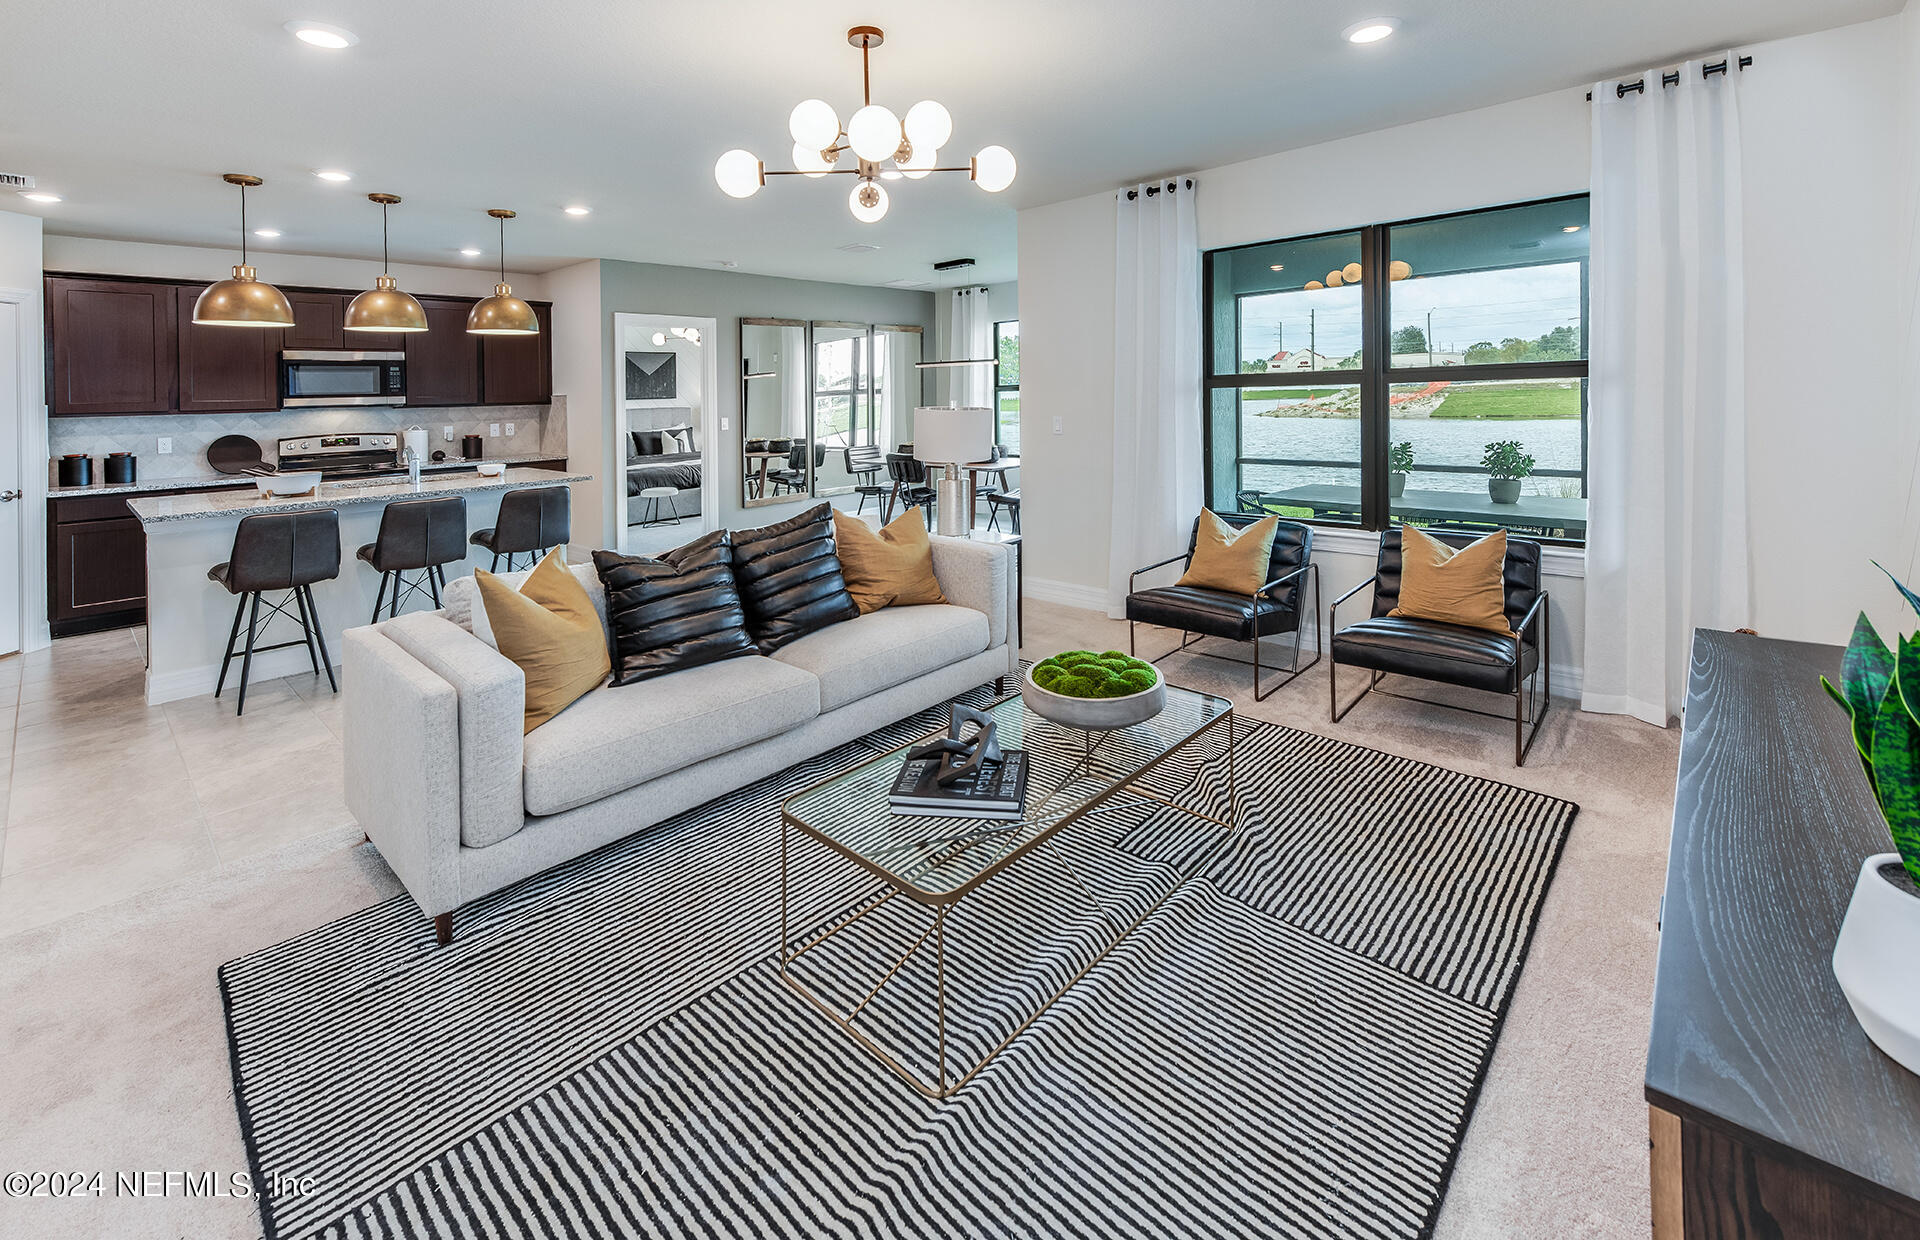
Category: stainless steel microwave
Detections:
[{"x1": 279, "y1": 350, "x2": 407, "y2": 408}]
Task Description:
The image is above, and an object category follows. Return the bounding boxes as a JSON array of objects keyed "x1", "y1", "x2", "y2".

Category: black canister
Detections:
[
  {"x1": 57, "y1": 454, "x2": 92, "y2": 487},
  {"x1": 461, "y1": 435, "x2": 483, "y2": 460},
  {"x1": 104, "y1": 453, "x2": 137, "y2": 486}
]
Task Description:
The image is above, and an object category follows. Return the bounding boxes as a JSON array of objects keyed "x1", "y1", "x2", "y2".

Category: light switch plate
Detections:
[
  {"x1": 442, "y1": 426, "x2": 455, "y2": 441},
  {"x1": 488, "y1": 423, "x2": 500, "y2": 437},
  {"x1": 1052, "y1": 417, "x2": 1063, "y2": 435},
  {"x1": 157, "y1": 437, "x2": 172, "y2": 454},
  {"x1": 504, "y1": 422, "x2": 515, "y2": 437},
  {"x1": 721, "y1": 418, "x2": 730, "y2": 431}
]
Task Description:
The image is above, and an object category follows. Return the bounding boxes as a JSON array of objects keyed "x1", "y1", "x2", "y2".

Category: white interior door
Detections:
[{"x1": 0, "y1": 299, "x2": 21, "y2": 655}]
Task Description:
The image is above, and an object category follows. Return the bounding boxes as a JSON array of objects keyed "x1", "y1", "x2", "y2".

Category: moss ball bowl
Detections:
[{"x1": 1021, "y1": 650, "x2": 1166, "y2": 730}]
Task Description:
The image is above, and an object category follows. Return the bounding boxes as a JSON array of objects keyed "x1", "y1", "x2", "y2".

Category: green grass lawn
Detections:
[{"x1": 1427, "y1": 382, "x2": 1581, "y2": 420}]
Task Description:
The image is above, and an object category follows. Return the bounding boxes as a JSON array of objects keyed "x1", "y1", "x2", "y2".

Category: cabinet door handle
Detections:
[{"x1": 0, "y1": 491, "x2": 20, "y2": 502}]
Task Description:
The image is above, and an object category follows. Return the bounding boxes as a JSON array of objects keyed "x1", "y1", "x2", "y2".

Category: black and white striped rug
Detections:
[{"x1": 220, "y1": 682, "x2": 1576, "y2": 1239}]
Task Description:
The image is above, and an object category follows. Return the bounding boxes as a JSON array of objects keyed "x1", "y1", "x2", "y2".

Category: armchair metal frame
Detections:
[
  {"x1": 1328, "y1": 576, "x2": 1551, "y2": 766},
  {"x1": 1127, "y1": 558, "x2": 1323, "y2": 701}
]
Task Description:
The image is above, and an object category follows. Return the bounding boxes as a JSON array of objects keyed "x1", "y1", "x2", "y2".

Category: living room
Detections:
[{"x1": 2, "y1": 1, "x2": 1918, "y2": 1238}]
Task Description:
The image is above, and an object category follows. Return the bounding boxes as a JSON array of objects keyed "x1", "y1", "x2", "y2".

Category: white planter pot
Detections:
[
  {"x1": 1021, "y1": 665, "x2": 1166, "y2": 730},
  {"x1": 1832, "y1": 852, "x2": 1920, "y2": 1076}
]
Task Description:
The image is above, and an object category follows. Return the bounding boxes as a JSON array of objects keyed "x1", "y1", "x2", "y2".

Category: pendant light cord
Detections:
[
  {"x1": 382, "y1": 202, "x2": 391, "y2": 275},
  {"x1": 498, "y1": 213, "x2": 507, "y2": 284},
  {"x1": 239, "y1": 184, "x2": 249, "y2": 268}
]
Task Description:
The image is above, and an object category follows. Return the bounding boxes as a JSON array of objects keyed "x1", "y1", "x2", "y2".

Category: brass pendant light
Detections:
[
  {"x1": 466, "y1": 209, "x2": 539, "y2": 335},
  {"x1": 192, "y1": 174, "x2": 295, "y2": 328},
  {"x1": 345, "y1": 193, "x2": 429, "y2": 333}
]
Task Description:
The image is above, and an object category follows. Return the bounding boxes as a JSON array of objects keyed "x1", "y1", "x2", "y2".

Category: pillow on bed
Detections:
[
  {"x1": 629, "y1": 430, "x2": 665, "y2": 458},
  {"x1": 661, "y1": 425, "x2": 696, "y2": 453}
]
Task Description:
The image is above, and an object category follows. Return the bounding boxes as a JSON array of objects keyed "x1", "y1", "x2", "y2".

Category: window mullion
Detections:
[{"x1": 1359, "y1": 223, "x2": 1390, "y2": 530}]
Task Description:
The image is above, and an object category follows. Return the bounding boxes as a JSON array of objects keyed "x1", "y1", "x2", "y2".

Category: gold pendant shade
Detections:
[
  {"x1": 192, "y1": 175, "x2": 295, "y2": 328},
  {"x1": 466, "y1": 209, "x2": 539, "y2": 336},
  {"x1": 345, "y1": 193, "x2": 429, "y2": 333}
]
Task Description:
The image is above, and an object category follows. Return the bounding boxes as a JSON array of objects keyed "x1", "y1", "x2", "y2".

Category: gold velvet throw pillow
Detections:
[
  {"x1": 1176, "y1": 511, "x2": 1279, "y2": 595},
  {"x1": 475, "y1": 550, "x2": 612, "y2": 732},
  {"x1": 1389, "y1": 526, "x2": 1515, "y2": 636},
  {"x1": 832, "y1": 507, "x2": 948, "y2": 614}
]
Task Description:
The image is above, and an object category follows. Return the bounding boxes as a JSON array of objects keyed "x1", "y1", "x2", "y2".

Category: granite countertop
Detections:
[
  {"x1": 127, "y1": 468, "x2": 590, "y2": 525},
  {"x1": 51, "y1": 453, "x2": 568, "y2": 498}
]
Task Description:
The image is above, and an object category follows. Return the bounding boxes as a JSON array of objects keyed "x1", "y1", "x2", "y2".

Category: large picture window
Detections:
[
  {"x1": 994, "y1": 319, "x2": 1020, "y2": 452},
  {"x1": 1204, "y1": 196, "x2": 1590, "y2": 543}
]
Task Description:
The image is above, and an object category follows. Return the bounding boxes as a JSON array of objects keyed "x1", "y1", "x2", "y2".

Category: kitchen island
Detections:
[{"x1": 128, "y1": 466, "x2": 589, "y2": 704}]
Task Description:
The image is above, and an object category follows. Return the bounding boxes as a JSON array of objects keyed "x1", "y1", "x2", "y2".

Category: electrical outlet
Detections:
[
  {"x1": 488, "y1": 423, "x2": 500, "y2": 437},
  {"x1": 442, "y1": 426, "x2": 455, "y2": 441},
  {"x1": 157, "y1": 437, "x2": 172, "y2": 454},
  {"x1": 1051, "y1": 417, "x2": 1063, "y2": 435},
  {"x1": 504, "y1": 422, "x2": 515, "y2": 437}
]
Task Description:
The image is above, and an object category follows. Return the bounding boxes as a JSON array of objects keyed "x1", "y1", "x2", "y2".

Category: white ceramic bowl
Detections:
[
  {"x1": 476, "y1": 461, "x2": 505, "y2": 477},
  {"x1": 256, "y1": 471, "x2": 322, "y2": 498},
  {"x1": 1021, "y1": 662, "x2": 1166, "y2": 730}
]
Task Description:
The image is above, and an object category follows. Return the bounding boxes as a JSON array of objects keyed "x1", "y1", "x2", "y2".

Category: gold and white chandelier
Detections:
[{"x1": 714, "y1": 25, "x2": 1015, "y2": 223}]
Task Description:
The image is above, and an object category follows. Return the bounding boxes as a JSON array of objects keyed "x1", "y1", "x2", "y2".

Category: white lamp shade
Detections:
[
  {"x1": 904, "y1": 100, "x2": 953, "y2": 151},
  {"x1": 847, "y1": 104, "x2": 902, "y2": 162},
  {"x1": 912, "y1": 406, "x2": 994, "y2": 465},
  {"x1": 899, "y1": 144, "x2": 936, "y2": 179},
  {"x1": 792, "y1": 142, "x2": 835, "y2": 177},
  {"x1": 714, "y1": 149, "x2": 762, "y2": 198},
  {"x1": 972, "y1": 145, "x2": 1016, "y2": 192},
  {"x1": 788, "y1": 98, "x2": 840, "y2": 149},
  {"x1": 849, "y1": 179, "x2": 889, "y2": 223}
]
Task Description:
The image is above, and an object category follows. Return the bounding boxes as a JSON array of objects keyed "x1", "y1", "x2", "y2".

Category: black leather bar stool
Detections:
[
  {"x1": 470, "y1": 486, "x2": 570, "y2": 572},
  {"x1": 208, "y1": 509, "x2": 341, "y2": 715},
  {"x1": 357, "y1": 495, "x2": 467, "y2": 622}
]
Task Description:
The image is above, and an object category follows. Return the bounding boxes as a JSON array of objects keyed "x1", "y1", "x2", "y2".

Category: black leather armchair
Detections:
[
  {"x1": 1125, "y1": 516, "x2": 1320, "y2": 700},
  {"x1": 1329, "y1": 528, "x2": 1550, "y2": 765}
]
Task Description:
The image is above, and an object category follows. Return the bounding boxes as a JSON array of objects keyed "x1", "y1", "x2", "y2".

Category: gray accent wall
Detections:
[{"x1": 597, "y1": 261, "x2": 936, "y2": 539}]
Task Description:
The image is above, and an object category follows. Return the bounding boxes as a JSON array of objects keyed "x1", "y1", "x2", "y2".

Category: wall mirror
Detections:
[
  {"x1": 738, "y1": 319, "x2": 926, "y2": 509},
  {"x1": 739, "y1": 318, "x2": 809, "y2": 509}
]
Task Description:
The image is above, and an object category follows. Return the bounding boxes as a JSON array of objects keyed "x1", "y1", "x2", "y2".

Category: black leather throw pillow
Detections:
[
  {"x1": 592, "y1": 532, "x2": 759, "y2": 686},
  {"x1": 732, "y1": 502, "x2": 861, "y2": 653}
]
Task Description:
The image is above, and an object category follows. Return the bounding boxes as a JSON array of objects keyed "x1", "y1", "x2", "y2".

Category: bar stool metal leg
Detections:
[
  {"x1": 214, "y1": 593, "x2": 247, "y2": 700},
  {"x1": 293, "y1": 586, "x2": 321, "y2": 675},
  {"x1": 305, "y1": 585, "x2": 338, "y2": 694},
  {"x1": 370, "y1": 573, "x2": 389, "y2": 624},
  {"x1": 236, "y1": 593, "x2": 262, "y2": 716}
]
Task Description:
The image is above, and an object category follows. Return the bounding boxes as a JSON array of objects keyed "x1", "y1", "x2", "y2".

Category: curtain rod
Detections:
[
  {"x1": 1586, "y1": 55, "x2": 1751, "y2": 101},
  {"x1": 1123, "y1": 178, "x2": 1195, "y2": 201}
]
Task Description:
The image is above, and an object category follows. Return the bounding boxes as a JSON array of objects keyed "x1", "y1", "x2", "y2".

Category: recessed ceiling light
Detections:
[
  {"x1": 1269, "y1": 263, "x2": 1284, "y2": 271},
  {"x1": 18, "y1": 191, "x2": 61, "y2": 204},
  {"x1": 285, "y1": 21, "x2": 358, "y2": 49},
  {"x1": 563, "y1": 205, "x2": 591, "y2": 216},
  {"x1": 1344, "y1": 18, "x2": 1398, "y2": 43},
  {"x1": 460, "y1": 248, "x2": 482, "y2": 257},
  {"x1": 313, "y1": 169, "x2": 353, "y2": 183},
  {"x1": 1562, "y1": 225, "x2": 1583, "y2": 233},
  {"x1": 253, "y1": 228, "x2": 281, "y2": 238}
]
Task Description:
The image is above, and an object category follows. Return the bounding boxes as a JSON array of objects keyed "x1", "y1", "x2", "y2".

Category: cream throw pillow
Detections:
[
  {"x1": 832, "y1": 508, "x2": 948, "y2": 613},
  {"x1": 474, "y1": 550, "x2": 612, "y2": 732},
  {"x1": 1176, "y1": 511, "x2": 1279, "y2": 595},
  {"x1": 1389, "y1": 526, "x2": 1515, "y2": 636}
]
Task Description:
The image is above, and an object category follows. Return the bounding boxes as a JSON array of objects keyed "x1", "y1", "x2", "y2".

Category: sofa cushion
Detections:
[
  {"x1": 592, "y1": 532, "x2": 758, "y2": 686},
  {"x1": 732, "y1": 502, "x2": 860, "y2": 653},
  {"x1": 1331, "y1": 615, "x2": 1536, "y2": 694},
  {"x1": 771, "y1": 605, "x2": 989, "y2": 713},
  {"x1": 521, "y1": 656, "x2": 821, "y2": 816},
  {"x1": 444, "y1": 562, "x2": 607, "y2": 650},
  {"x1": 474, "y1": 551, "x2": 612, "y2": 732},
  {"x1": 832, "y1": 506, "x2": 947, "y2": 613}
]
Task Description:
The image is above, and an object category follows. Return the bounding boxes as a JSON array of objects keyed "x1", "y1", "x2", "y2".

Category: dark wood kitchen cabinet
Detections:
[
  {"x1": 173, "y1": 285, "x2": 283, "y2": 413},
  {"x1": 482, "y1": 301, "x2": 553, "y2": 405},
  {"x1": 45, "y1": 277, "x2": 175, "y2": 414},
  {"x1": 284, "y1": 290, "x2": 404, "y2": 352},
  {"x1": 404, "y1": 297, "x2": 484, "y2": 406},
  {"x1": 49, "y1": 494, "x2": 147, "y2": 635}
]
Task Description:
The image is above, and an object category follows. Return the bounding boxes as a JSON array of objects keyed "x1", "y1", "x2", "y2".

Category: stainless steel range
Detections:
[{"x1": 276, "y1": 433, "x2": 402, "y2": 479}]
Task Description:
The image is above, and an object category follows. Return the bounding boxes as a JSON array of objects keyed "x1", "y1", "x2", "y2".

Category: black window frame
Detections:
[
  {"x1": 993, "y1": 318, "x2": 1019, "y2": 447},
  {"x1": 1201, "y1": 193, "x2": 1591, "y2": 544}
]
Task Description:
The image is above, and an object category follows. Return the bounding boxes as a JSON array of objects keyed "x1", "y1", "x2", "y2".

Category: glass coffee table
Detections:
[{"x1": 780, "y1": 685, "x2": 1235, "y2": 1098}]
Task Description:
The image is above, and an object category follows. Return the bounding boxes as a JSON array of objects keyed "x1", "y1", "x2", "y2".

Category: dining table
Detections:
[{"x1": 743, "y1": 449, "x2": 789, "y2": 500}]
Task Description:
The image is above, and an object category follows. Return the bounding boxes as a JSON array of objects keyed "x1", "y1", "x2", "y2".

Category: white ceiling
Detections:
[{"x1": 1, "y1": 0, "x2": 1897, "y2": 288}]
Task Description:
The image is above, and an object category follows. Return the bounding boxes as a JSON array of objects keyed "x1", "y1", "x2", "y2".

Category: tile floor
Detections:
[{"x1": 0, "y1": 602, "x2": 1680, "y2": 1238}]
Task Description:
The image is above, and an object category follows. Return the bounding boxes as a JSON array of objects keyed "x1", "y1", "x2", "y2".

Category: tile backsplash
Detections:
[{"x1": 49, "y1": 400, "x2": 567, "y2": 484}]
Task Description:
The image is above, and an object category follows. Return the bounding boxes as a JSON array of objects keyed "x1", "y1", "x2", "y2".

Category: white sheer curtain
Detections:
[
  {"x1": 1583, "y1": 59, "x2": 1752, "y2": 726},
  {"x1": 1108, "y1": 178, "x2": 1202, "y2": 618},
  {"x1": 947, "y1": 288, "x2": 992, "y2": 407}
]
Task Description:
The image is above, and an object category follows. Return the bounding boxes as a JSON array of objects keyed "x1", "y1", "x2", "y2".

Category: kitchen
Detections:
[{"x1": 41, "y1": 199, "x2": 583, "y2": 705}]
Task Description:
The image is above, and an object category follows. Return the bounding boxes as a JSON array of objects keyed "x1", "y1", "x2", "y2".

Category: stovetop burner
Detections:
[{"x1": 277, "y1": 433, "x2": 401, "y2": 479}]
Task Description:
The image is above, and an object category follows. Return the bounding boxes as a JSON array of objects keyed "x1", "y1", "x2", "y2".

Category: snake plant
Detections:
[{"x1": 1822, "y1": 565, "x2": 1920, "y2": 885}]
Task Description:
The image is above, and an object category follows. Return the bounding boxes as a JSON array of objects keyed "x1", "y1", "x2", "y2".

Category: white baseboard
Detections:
[{"x1": 145, "y1": 646, "x2": 338, "y2": 706}]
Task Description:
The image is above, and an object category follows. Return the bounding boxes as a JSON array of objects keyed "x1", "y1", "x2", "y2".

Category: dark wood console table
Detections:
[{"x1": 1648, "y1": 630, "x2": 1920, "y2": 1238}]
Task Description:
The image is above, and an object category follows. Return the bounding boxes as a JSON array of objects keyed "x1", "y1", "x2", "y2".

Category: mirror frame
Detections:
[
  {"x1": 809, "y1": 322, "x2": 926, "y2": 500},
  {"x1": 738, "y1": 317, "x2": 811, "y2": 510}
]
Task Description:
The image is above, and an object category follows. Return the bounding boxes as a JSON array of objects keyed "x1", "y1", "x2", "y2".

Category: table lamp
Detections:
[{"x1": 913, "y1": 406, "x2": 993, "y2": 536}]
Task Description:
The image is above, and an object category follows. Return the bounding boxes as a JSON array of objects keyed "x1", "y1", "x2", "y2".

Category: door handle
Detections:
[{"x1": 0, "y1": 491, "x2": 19, "y2": 502}]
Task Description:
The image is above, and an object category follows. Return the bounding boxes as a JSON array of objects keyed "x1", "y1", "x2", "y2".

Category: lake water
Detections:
[{"x1": 1237, "y1": 410, "x2": 1584, "y2": 498}]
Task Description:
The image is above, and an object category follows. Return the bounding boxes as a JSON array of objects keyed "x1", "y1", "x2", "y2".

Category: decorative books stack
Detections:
[{"x1": 890, "y1": 749, "x2": 1029, "y2": 821}]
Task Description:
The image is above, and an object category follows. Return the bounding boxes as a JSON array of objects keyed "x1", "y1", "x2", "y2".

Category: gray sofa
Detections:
[{"x1": 342, "y1": 535, "x2": 1018, "y2": 942}]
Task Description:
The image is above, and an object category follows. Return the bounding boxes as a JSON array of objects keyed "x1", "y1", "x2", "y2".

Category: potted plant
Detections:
[
  {"x1": 1825, "y1": 570, "x2": 1920, "y2": 1076},
  {"x1": 1023, "y1": 650, "x2": 1165, "y2": 729},
  {"x1": 1389, "y1": 440, "x2": 1415, "y2": 498},
  {"x1": 1482, "y1": 440, "x2": 1534, "y2": 505}
]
